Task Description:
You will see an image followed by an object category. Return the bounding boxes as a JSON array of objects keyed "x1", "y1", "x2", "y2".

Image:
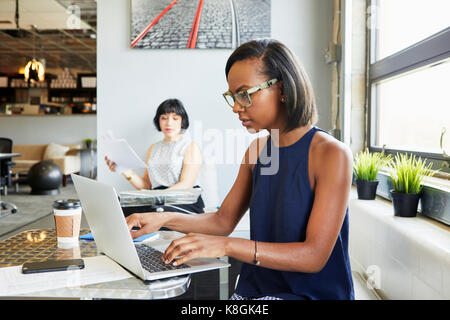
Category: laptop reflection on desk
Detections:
[{"x1": 71, "y1": 174, "x2": 229, "y2": 281}]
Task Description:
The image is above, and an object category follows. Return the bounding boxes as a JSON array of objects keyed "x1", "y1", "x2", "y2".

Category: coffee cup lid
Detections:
[{"x1": 53, "y1": 199, "x2": 81, "y2": 210}]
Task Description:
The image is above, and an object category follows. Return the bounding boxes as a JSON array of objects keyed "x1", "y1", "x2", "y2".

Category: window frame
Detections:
[{"x1": 367, "y1": 0, "x2": 450, "y2": 172}]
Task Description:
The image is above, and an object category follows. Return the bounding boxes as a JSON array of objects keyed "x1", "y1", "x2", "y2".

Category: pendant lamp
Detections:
[{"x1": 24, "y1": 58, "x2": 45, "y2": 83}]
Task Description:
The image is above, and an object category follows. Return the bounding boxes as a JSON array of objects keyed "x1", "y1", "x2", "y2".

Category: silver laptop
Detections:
[{"x1": 71, "y1": 174, "x2": 229, "y2": 281}]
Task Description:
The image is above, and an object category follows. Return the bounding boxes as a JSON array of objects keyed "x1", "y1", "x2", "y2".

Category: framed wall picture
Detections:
[{"x1": 131, "y1": 0, "x2": 271, "y2": 49}]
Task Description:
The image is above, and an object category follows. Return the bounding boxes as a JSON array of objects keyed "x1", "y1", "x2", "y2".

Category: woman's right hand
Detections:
[
  {"x1": 104, "y1": 156, "x2": 117, "y2": 172},
  {"x1": 125, "y1": 212, "x2": 168, "y2": 239},
  {"x1": 105, "y1": 156, "x2": 130, "y2": 174}
]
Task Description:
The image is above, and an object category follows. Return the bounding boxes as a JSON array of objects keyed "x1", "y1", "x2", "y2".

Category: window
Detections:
[
  {"x1": 375, "y1": 60, "x2": 450, "y2": 154},
  {"x1": 375, "y1": 0, "x2": 450, "y2": 61},
  {"x1": 369, "y1": 0, "x2": 450, "y2": 173}
]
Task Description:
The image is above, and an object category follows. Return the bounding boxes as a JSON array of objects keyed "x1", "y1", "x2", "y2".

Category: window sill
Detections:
[
  {"x1": 372, "y1": 171, "x2": 450, "y2": 226},
  {"x1": 379, "y1": 169, "x2": 450, "y2": 191},
  {"x1": 348, "y1": 187, "x2": 450, "y2": 299}
]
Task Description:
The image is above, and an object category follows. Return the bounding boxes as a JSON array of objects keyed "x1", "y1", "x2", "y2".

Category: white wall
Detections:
[
  {"x1": 97, "y1": 0, "x2": 333, "y2": 202},
  {"x1": 0, "y1": 115, "x2": 96, "y2": 145},
  {"x1": 349, "y1": 190, "x2": 450, "y2": 299}
]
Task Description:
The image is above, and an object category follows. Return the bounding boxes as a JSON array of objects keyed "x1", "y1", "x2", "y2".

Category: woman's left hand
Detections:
[{"x1": 162, "y1": 233, "x2": 229, "y2": 266}]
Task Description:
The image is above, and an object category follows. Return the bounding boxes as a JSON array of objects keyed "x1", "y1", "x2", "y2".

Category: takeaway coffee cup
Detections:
[{"x1": 53, "y1": 199, "x2": 82, "y2": 248}]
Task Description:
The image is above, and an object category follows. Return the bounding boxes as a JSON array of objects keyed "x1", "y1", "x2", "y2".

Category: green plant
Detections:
[
  {"x1": 84, "y1": 138, "x2": 93, "y2": 149},
  {"x1": 353, "y1": 149, "x2": 391, "y2": 181},
  {"x1": 388, "y1": 153, "x2": 436, "y2": 194}
]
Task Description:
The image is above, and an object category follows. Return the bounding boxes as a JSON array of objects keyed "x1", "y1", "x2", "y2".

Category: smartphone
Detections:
[{"x1": 22, "y1": 259, "x2": 85, "y2": 274}]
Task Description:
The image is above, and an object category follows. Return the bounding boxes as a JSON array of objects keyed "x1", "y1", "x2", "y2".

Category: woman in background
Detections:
[{"x1": 105, "y1": 98, "x2": 204, "y2": 214}]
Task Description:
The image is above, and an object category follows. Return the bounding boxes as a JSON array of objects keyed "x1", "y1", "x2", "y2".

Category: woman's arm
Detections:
[
  {"x1": 166, "y1": 142, "x2": 202, "y2": 190},
  {"x1": 121, "y1": 145, "x2": 153, "y2": 190},
  {"x1": 162, "y1": 135, "x2": 354, "y2": 273},
  {"x1": 230, "y1": 135, "x2": 353, "y2": 272}
]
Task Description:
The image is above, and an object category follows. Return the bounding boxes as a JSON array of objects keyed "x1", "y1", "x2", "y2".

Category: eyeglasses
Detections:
[{"x1": 223, "y1": 78, "x2": 279, "y2": 109}]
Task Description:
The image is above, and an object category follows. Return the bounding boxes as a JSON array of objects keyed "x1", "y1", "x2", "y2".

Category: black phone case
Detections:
[{"x1": 22, "y1": 259, "x2": 85, "y2": 274}]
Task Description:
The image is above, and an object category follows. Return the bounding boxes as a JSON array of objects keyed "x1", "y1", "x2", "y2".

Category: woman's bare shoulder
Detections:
[
  {"x1": 311, "y1": 131, "x2": 353, "y2": 170},
  {"x1": 188, "y1": 140, "x2": 201, "y2": 150},
  {"x1": 145, "y1": 144, "x2": 155, "y2": 161}
]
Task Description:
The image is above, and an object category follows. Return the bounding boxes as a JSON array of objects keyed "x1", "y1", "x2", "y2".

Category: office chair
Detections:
[
  {"x1": 0, "y1": 138, "x2": 15, "y2": 192},
  {"x1": 0, "y1": 137, "x2": 18, "y2": 215},
  {"x1": 0, "y1": 137, "x2": 13, "y2": 153}
]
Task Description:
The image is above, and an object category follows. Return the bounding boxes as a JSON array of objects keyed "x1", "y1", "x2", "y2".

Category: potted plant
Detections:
[
  {"x1": 388, "y1": 153, "x2": 436, "y2": 217},
  {"x1": 84, "y1": 138, "x2": 93, "y2": 149},
  {"x1": 353, "y1": 149, "x2": 391, "y2": 200}
]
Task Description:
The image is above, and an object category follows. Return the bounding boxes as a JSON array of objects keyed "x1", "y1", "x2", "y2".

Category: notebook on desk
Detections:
[
  {"x1": 71, "y1": 174, "x2": 229, "y2": 281},
  {"x1": 80, "y1": 231, "x2": 159, "y2": 243}
]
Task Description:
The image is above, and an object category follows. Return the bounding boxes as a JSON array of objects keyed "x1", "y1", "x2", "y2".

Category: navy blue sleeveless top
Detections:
[{"x1": 234, "y1": 126, "x2": 354, "y2": 300}]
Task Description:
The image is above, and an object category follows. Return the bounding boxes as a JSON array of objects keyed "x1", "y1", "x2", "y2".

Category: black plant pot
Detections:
[
  {"x1": 356, "y1": 180, "x2": 379, "y2": 200},
  {"x1": 390, "y1": 190, "x2": 421, "y2": 218}
]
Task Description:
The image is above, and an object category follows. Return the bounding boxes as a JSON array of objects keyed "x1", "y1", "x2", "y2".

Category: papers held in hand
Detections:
[{"x1": 102, "y1": 130, "x2": 148, "y2": 169}]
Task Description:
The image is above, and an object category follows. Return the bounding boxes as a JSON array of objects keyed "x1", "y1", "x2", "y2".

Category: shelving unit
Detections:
[
  {"x1": 48, "y1": 88, "x2": 96, "y2": 104},
  {"x1": 0, "y1": 72, "x2": 96, "y2": 116}
]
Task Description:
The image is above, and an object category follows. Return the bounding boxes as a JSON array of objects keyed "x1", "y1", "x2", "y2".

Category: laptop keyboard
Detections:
[{"x1": 135, "y1": 244, "x2": 189, "y2": 273}]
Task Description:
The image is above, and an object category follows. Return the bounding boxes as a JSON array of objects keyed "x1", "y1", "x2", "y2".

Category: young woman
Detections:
[
  {"x1": 125, "y1": 40, "x2": 354, "y2": 300},
  {"x1": 105, "y1": 98, "x2": 205, "y2": 214}
]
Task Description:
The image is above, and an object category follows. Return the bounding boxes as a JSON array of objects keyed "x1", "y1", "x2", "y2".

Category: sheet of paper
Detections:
[
  {"x1": 0, "y1": 256, "x2": 133, "y2": 297},
  {"x1": 102, "y1": 131, "x2": 148, "y2": 169}
]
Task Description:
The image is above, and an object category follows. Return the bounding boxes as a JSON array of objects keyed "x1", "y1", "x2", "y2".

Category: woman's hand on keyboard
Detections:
[
  {"x1": 125, "y1": 212, "x2": 166, "y2": 238},
  {"x1": 162, "y1": 233, "x2": 229, "y2": 266}
]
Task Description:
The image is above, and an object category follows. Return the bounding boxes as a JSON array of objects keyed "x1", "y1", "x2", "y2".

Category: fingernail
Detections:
[{"x1": 172, "y1": 261, "x2": 178, "y2": 266}]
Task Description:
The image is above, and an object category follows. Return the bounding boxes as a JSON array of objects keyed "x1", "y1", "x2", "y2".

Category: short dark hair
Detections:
[
  {"x1": 225, "y1": 39, "x2": 317, "y2": 132},
  {"x1": 153, "y1": 98, "x2": 190, "y2": 131}
]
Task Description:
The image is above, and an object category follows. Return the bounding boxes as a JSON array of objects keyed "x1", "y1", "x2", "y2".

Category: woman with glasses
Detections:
[
  {"x1": 126, "y1": 40, "x2": 354, "y2": 300},
  {"x1": 105, "y1": 98, "x2": 205, "y2": 214}
]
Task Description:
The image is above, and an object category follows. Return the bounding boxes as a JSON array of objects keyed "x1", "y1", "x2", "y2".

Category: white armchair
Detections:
[{"x1": 12, "y1": 143, "x2": 81, "y2": 187}]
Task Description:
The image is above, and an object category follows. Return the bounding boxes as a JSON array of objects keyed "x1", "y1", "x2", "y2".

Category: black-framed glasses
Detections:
[{"x1": 222, "y1": 78, "x2": 279, "y2": 108}]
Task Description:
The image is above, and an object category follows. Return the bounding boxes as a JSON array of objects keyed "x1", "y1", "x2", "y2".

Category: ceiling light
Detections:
[{"x1": 24, "y1": 59, "x2": 45, "y2": 83}]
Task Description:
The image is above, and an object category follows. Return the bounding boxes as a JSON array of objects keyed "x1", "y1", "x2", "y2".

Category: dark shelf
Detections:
[
  {"x1": 48, "y1": 88, "x2": 96, "y2": 91},
  {"x1": 0, "y1": 73, "x2": 96, "y2": 105}
]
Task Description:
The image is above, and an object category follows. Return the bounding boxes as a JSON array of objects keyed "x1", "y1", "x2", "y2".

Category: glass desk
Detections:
[
  {"x1": 0, "y1": 229, "x2": 204, "y2": 299},
  {"x1": 119, "y1": 188, "x2": 202, "y2": 208}
]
